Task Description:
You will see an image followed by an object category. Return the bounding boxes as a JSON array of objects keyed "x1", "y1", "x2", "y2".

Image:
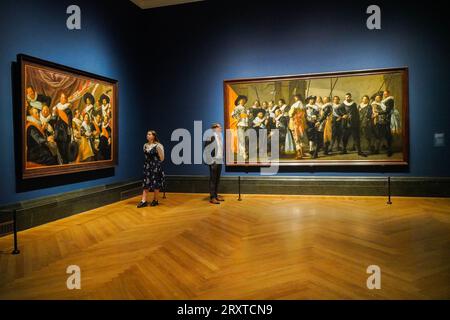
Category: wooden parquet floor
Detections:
[{"x1": 0, "y1": 193, "x2": 449, "y2": 300}]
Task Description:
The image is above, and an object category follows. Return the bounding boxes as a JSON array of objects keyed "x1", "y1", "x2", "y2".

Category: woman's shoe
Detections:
[
  {"x1": 137, "y1": 201, "x2": 148, "y2": 208},
  {"x1": 150, "y1": 200, "x2": 159, "y2": 207}
]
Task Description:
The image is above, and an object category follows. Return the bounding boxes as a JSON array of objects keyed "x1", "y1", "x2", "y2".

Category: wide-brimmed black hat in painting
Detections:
[
  {"x1": 306, "y1": 95, "x2": 317, "y2": 102},
  {"x1": 234, "y1": 95, "x2": 248, "y2": 106},
  {"x1": 83, "y1": 92, "x2": 95, "y2": 104},
  {"x1": 99, "y1": 93, "x2": 110, "y2": 104}
]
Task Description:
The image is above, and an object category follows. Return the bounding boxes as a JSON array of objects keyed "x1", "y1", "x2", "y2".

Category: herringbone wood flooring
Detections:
[{"x1": 0, "y1": 193, "x2": 449, "y2": 299}]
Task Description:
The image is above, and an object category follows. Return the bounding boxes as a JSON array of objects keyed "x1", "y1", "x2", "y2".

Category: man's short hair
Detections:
[{"x1": 211, "y1": 123, "x2": 221, "y2": 129}]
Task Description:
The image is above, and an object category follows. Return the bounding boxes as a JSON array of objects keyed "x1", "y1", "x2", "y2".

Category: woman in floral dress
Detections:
[{"x1": 137, "y1": 130, "x2": 165, "y2": 208}]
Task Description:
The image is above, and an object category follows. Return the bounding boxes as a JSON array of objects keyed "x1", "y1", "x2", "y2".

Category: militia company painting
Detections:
[
  {"x1": 19, "y1": 54, "x2": 118, "y2": 179},
  {"x1": 224, "y1": 67, "x2": 409, "y2": 167}
]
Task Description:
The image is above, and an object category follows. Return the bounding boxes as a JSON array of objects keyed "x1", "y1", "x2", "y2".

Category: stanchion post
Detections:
[
  {"x1": 237, "y1": 176, "x2": 242, "y2": 201},
  {"x1": 387, "y1": 176, "x2": 392, "y2": 205},
  {"x1": 12, "y1": 209, "x2": 20, "y2": 255}
]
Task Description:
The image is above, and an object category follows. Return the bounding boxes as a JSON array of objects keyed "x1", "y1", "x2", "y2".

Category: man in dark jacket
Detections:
[
  {"x1": 381, "y1": 90, "x2": 395, "y2": 157},
  {"x1": 340, "y1": 93, "x2": 367, "y2": 157},
  {"x1": 205, "y1": 123, "x2": 224, "y2": 204},
  {"x1": 52, "y1": 92, "x2": 73, "y2": 163},
  {"x1": 359, "y1": 95, "x2": 374, "y2": 153},
  {"x1": 331, "y1": 95, "x2": 343, "y2": 152},
  {"x1": 26, "y1": 107, "x2": 57, "y2": 165},
  {"x1": 315, "y1": 96, "x2": 333, "y2": 157}
]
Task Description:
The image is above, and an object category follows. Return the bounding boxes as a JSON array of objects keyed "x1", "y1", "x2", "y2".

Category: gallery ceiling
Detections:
[{"x1": 130, "y1": 0, "x2": 204, "y2": 9}]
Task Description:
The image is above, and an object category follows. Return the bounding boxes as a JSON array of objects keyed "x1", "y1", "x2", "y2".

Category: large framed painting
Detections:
[
  {"x1": 223, "y1": 67, "x2": 409, "y2": 167},
  {"x1": 18, "y1": 54, "x2": 118, "y2": 179}
]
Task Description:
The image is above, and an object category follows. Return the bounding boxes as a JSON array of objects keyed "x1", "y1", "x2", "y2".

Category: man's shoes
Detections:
[
  {"x1": 210, "y1": 199, "x2": 220, "y2": 204},
  {"x1": 216, "y1": 196, "x2": 225, "y2": 201},
  {"x1": 137, "y1": 201, "x2": 148, "y2": 208},
  {"x1": 150, "y1": 200, "x2": 159, "y2": 207}
]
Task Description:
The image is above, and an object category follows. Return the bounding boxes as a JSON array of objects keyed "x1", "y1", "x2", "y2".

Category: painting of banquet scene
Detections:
[{"x1": 20, "y1": 55, "x2": 117, "y2": 178}]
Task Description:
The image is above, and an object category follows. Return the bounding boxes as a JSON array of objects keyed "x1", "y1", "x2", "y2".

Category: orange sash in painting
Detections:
[
  {"x1": 323, "y1": 114, "x2": 333, "y2": 143},
  {"x1": 101, "y1": 126, "x2": 109, "y2": 139},
  {"x1": 226, "y1": 85, "x2": 238, "y2": 154},
  {"x1": 57, "y1": 108, "x2": 69, "y2": 126}
]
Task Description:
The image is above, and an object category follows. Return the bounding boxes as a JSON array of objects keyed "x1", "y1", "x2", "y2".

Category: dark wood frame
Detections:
[
  {"x1": 223, "y1": 67, "x2": 409, "y2": 168},
  {"x1": 18, "y1": 54, "x2": 119, "y2": 179}
]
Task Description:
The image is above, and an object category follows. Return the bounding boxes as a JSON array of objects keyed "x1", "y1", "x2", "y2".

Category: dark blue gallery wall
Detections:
[
  {"x1": 140, "y1": 0, "x2": 450, "y2": 177},
  {"x1": 0, "y1": 0, "x2": 145, "y2": 205}
]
